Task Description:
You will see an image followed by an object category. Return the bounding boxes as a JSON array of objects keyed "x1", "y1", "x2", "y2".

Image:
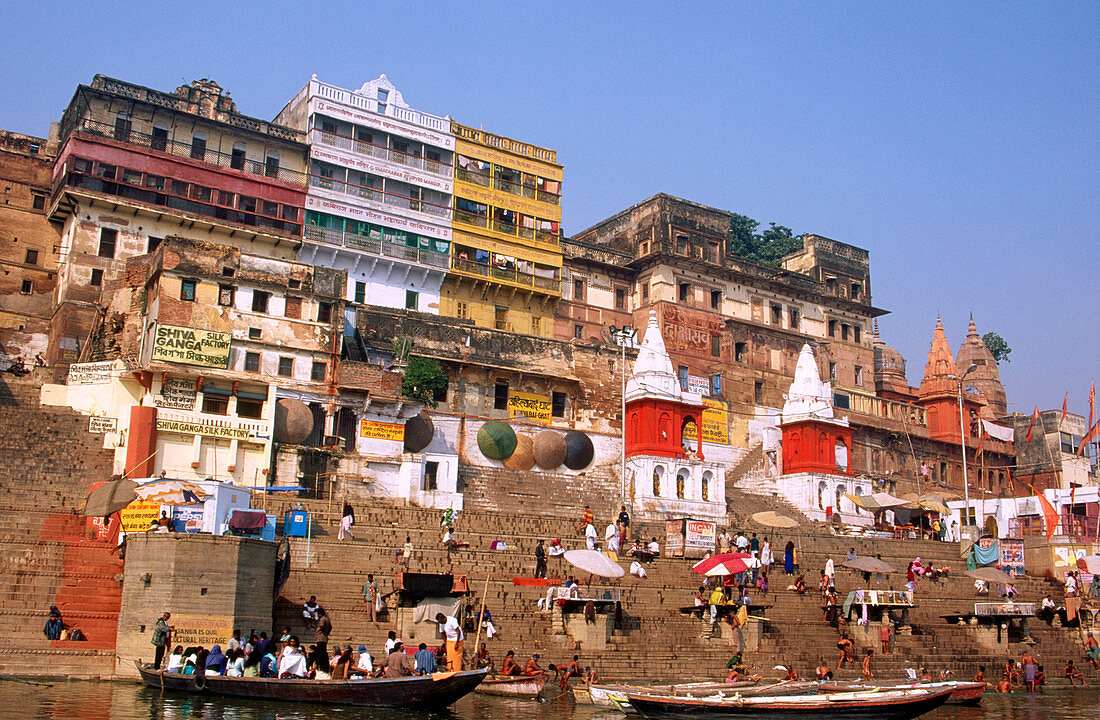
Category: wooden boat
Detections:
[
  {"x1": 576, "y1": 680, "x2": 814, "y2": 713},
  {"x1": 820, "y1": 680, "x2": 984, "y2": 706},
  {"x1": 625, "y1": 686, "x2": 954, "y2": 719},
  {"x1": 136, "y1": 661, "x2": 489, "y2": 708},
  {"x1": 474, "y1": 672, "x2": 547, "y2": 698}
]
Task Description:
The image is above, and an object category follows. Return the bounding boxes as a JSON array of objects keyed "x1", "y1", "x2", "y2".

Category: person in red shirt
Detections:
[
  {"x1": 880, "y1": 623, "x2": 892, "y2": 654},
  {"x1": 578, "y1": 506, "x2": 593, "y2": 533}
]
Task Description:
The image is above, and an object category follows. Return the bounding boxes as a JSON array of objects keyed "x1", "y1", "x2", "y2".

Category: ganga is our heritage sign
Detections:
[{"x1": 151, "y1": 324, "x2": 231, "y2": 369}]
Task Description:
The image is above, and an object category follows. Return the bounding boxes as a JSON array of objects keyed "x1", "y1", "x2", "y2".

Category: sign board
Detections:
[
  {"x1": 682, "y1": 398, "x2": 730, "y2": 445},
  {"x1": 119, "y1": 501, "x2": 162, "y2": 533},
  {"x1": 156, "y1": 418, "x2": 251, "y2": 440},
  {"x1": 172, "y1": 507, "x2": 205, "y2": 534},
  {"x1": 360, "y1": 419, "x2": 405, "y2": 442},
  {"x1": 1000, "y1": 538, "x2": 1025, "y2": 577},
  {"x1": 665, "y1": 520, "x2": 685, "y2": 558},
  {"x1": 150, "y1": 324, "x2": 231, "y2": 369},
  {"x1": 88, "y1": 416, "x2": 117, "y2": 434},
  {"x1": 686, "y1": 375, "x2": 710, "y2": 396},
  {"x1": 156, "y1": 377, "x2": 198, "y2": 410},
  {"x1": 508, "y1": 391, "x2": 552, "y2": 425},
  {"x1": 685, "y1": 520, "x2": 717, "y2": 553},
  {"x1": 167, "y1": 614, "x2": 234, "y2": 648},
  {"x1": 67, "y1": 361, "x2": 113, "y2": 385}
]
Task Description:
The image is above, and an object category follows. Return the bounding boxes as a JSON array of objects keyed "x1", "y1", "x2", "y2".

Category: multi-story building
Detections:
[
  {"x1": 275, "y1": 75, "x2": 454, "y2": 311},
  {"x1": 441, "y1": 122, "x2": 563, "y2": 337},
  {"x1": 0, "y1": 130, "x2": 58, "y2": 360},
  {"x1": 47, "y1": 75, "x2": 309, "y2": 365}
]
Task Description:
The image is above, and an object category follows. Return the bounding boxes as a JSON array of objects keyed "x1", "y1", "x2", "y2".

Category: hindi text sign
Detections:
[
  {"x1": 151, "y1": 324, "x2": 231, "y2": 369},
  {"x1": 508, "y1": 391, "x2": 552, "y2": 425}
]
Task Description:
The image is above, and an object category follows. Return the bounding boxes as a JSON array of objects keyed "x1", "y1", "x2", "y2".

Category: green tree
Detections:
[
  {"x1": 729, "y1": 213, "x2": 761, "y2": 258},
  {"x1": 981, "y1": 332, "x2": 1011, "y2": 364},
  {"x1": 401, "y1": 356, "x2": 448, "y2": 408},
  {"x1": 727, "y1": 215, "x2": 804, "y2": 266}
]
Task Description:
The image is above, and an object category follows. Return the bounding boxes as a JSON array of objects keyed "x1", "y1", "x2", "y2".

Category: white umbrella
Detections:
[{"x1": 563, "y1": 549, "x2": 625, "y2": 578}]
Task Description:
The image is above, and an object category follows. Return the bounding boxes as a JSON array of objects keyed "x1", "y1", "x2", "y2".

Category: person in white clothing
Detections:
[
  {"x1": 605, "y1": 523, "x2": 620, "y2": 554},
  {"x1": 760, "y1": 539, "x2": 773, "y2": 574},
  {"x1": 824, "y1": 556, "x2": 835, "y2": 587},
  {"x1": 585, "y1": 523, "x2": 598, "y2": 550},
  {"x1": 630, "y1": 561, "x2": 647, "y2": 578}
]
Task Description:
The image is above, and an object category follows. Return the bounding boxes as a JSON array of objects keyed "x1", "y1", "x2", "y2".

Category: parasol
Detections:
[
  {"x1": 563, "y1": 549, "x2": 625, "y2": 578},
  {"x1": 842, "y1": 556, "x2": 897, "y2": 574},
  {"x1": 965, "y1": 567, "x2": 1013, "y2": 584},
  {"x1": 83, "y1": 478, "x2": 138, "y2": 517},
  {"x1": 134, "y1": 480, "x2": 209, "y2": 505},
  {"x1": 693, "y1": 553, "x2": 752, "y2": 576},
  {"x1": 751, "y1": 511, "x2": 800, "y2": 528},
  {"x1": 1077, "y1": 555, "x2": 1100, "y2": 574}
]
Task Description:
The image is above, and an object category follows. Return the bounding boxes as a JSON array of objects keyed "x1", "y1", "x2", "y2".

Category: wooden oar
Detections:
[{"x1": 471, "y1": 573, "x2": 490, "y2": 668}]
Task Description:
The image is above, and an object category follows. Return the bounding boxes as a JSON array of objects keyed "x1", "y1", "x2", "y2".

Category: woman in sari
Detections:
[{"x1": 784, "y1": 541, "x2": 795, "y2": 575}]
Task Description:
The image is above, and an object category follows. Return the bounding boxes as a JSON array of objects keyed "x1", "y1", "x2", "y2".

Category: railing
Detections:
[
  {"x1": 975, "y1": 602, "x2": 1034, "y2": 617},
  {"x1": 456, "y1": 168, "x2": 560, "y2": 205},
  {"x1": 843, "y1": 387, "x2": 928, "y2": 427},
  {"x1": 311, "y1": 80, "x2": 451, "y2": 133},
  {"x1": 454, "y1": 210, "x2": 560, "y2": 246},
  {"x1": 450, "y1": 256, "x2": 560, "y2": 293},
  {"x1": 303, "y1": 226, "x2": 449, "y2": 268},
  {"x1": 308, "y1": 174, "x2": 451, "y2": 219},
  {"x1": 451, "y1": 121, "x2": 557, "y2": 164},
  {"x1": 55, "y1": 166, "x2": 302, "y2": 236},
  {"x1": 72, "y1": 118, "x2": 308, "y2": 186},
  {"x1": 312, "y1": 129, "x2": 451, "y2": 177}
]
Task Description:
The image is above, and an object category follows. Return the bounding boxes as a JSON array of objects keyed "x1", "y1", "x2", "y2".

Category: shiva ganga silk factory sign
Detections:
[
  {"x1": 508, "y1": 391, "x2": 552, "y2": 425},
  {"x1": 150, "y1": 324, "x2": 231, "y2": 369},
  {"x1": 155, "y1": 418, "x2": 251, "y2": 440}
]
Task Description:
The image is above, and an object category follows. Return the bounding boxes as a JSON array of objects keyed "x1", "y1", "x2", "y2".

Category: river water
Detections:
[{"x1": 14, "y1": 679, "x2": 1099, "y2": 720}]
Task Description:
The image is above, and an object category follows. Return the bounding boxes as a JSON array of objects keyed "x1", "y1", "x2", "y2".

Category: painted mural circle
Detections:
[
  {"x1": 502, "y1": 433, "x2": 535, "y2": 470},
  {"x1": 533, "y1": 430, "x2": 567, "y2": 469},
  {"x1": 563, "y1": 430, "x2": 595, "y2": 470},
  {"x1": 477, "y1": 420, "x2": 517, "y2": 460},
  {"x1": 403, "y1": 412, "x2": 435, "y2": 453},
  {"x1": 273, "y1": 398, "x2": 313, "y2": 445}
]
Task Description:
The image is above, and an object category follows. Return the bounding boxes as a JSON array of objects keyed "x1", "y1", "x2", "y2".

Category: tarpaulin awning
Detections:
[
  {"x1": 751, "y1": 511, "x2": 800, "y2": 528},
  {"x1": 227, "y1": 510, "x2": 267, "y2": 530},
  {"x1": 966, "y1": 566, "x2": 1012, "y2": 584},
  {"x1": 692, "y1": 553, "x2": 752, "y2": 576},
  {"x1": 845, "y1": 492, "x2": 913, "y2": 511},
  {"x1": 982, "y1": 420, "x2": 1015, "y2": 443},
  {"x1": 134, "y1": 480, "x2": 209, "y2": 505},
  {"x1": 842, "y1": 556, "x2": 897, "y2": 574},
  {"x1": 564, "y1": 549, "x2": 625, "y2": 578}
]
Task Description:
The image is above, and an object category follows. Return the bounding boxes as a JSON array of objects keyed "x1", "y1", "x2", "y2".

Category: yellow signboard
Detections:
[
  {"x1": 509, "y1": 391, "x2": 552, "y2": 425},
  {"x1": 151, "y1": 324, "x2": 231, "y2": 369},
  {"x1": 167, "y1": 614, "x2": 234, "y2": 648},
  {"x1": 360, "y1": 419, "x2": 405, "y2": 442},
  {"x1": 119, "y1": 501, "x2": 162, "y2": 532},
  {"x1": 156, "y1": 418, "x2": 251, "y2": 440},
  {"x1": 682, "y1": 398, "x2": 729, "y2": 445}
]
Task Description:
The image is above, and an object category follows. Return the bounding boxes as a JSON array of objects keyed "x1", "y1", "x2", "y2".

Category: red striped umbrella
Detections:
[{"x1": 692, "y1": 553, "x2": 752, "y2": 576}]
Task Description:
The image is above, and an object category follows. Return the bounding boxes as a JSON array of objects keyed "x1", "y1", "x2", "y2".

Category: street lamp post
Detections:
[
  {"x1": 954, "y1": 364, "x2": 978, "y2": 529},
  {"x1": 610, "y1": 325, "x2": 634, "y2": 515}
]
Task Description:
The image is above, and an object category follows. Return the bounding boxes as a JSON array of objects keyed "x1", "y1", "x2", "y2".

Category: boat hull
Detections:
[
  {"x1": 626, "y1": 687, "x2": 954, "y2": 720},
  {"x1": 136, "y1": 662, "x2": 489, "y2": 708},
  {"x1": 820, "y1": 681, "x2": 984, "y2": 706},
  {"x1": 474, "y1": 673, "x2": 547, "y2": 698}
]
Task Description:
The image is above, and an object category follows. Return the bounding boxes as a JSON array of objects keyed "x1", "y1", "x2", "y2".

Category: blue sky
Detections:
[{"x1": 5, "y1": 2, "x2": 1097, "y2": 419}]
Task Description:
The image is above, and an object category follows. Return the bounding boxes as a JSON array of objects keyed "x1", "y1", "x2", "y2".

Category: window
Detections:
[
  {"x1": 24, "y1": 249, "x2": 38, "y2": 265},
  {"x1": 201, "y1": 393, "x2": 229, "y2": 415},
  {"x1": 221, "y1": 267, "x2": 235, "y2": 277},
  {"x1": 710, "y1": 290, "x2": 721, "y2": 310},
  {"x1": 676, "y1": 234, "x2": 689, "y2": 255},
  {"x1": 90, "y1": 269, "x2": 103, "y2": 287},
  {"x1": 113, "y1": 113, "x2": 131, "y2": 141},
  {"x1": 98, "y1": 229, "x2": 117, "y2": 259},
  {"x1": 180, "y1": 279, "x2": 196, "y2": 301},
  {"x1": 827, "y1": 319, "x2": 837, "y2": 337},
  {"x1": 710, "y1": 374, "x2": 722, "y2": 397},
  {"x1": 841, "y1": 323, "x2": 850, "y2": 341},
  {"x1": 853, "y1": 325, "x2": 862, "y2": 343},
  {"x1": 190, "y1": 132, "x2": 207, "y2": 160},
  {"x1": 237, "y1": 398, "x2": 263, "y2": 419},
  {"x1": 218, "y1": 285, "x2": 235, "y2": 307},
  {"x1": 494, "y1": 305, "x2": 507, "y2": 330},
  {"x1": 531, "y1": 316, "x2": 541, "y2": 335},
  {"x1": 423, "y1": 461, "x2": 439, "y2": 491},
  {"x1": 641, "y1": 283, "x2": 649, "y2": 300},
  {"x1": 735, "y1": 342, "x2": 747, "y2": 363},
  {"x1": 710, "y1": 334, "x2": 720, "y2": 357},
  {"x1": 850, "y1": 282, "x2": 862, "y2": 300},
  {"x1": 754, "y1": 380, "x2": 764, "y2": 404},
  {"x1": 456, "y1": 301, "x2": 468, "y2": 320},
  {"x1": 614, "y1": 287, "x2": 626, "y2": 310},
  {"x1": 405, "y1": 291, "x2": 418, "y2": 311},
  {"x1": 278, "y1": 357, "x2": 293, "y2": 377},
  {"x1": 288, "y1": 278, "x2": 301, "y2": 289},
  {"x1": 552, "y1": 391, "x2": 566, "y2": 418},
  {"x1": 230, "y1": 143, "x2": 247, "y2": 170},
  {"x1": 151, "y1": 125, "x2": 168, "y2": 151},
  {"x1": 31, "y1": 194, "x2": 45, "y2": 210},
  {"x1": 789, "y1": 308, "x2": 800, "y2": 330},
  {"x1": 678, "y1": 283, "x2": 691, "y2": 303},
  {"x1": 147, "y1": 236, "x2": 163, "y2": 253},
  {"x1": 145, "y1": 175, "x2": 166, "y2": 191},
  {"x1": 493, "y1": 379, "x2": 509, "y2": 410},
  {"x1": 854, "y1": 366, "x2": 864, "y2": 385},
  {"x1": 354, "y1": 281, "x2": 366, "y2": 303},
  {"x1": 677, "y1": 365, "x2": 689, "y2": 391},
  {"x1": 20, "y1": 279, "x2": 32, "y2": 295},
  {"x1": 317, "y1": 302, "x2": 333, "y2": 323},
  {"x1": 829, "y1": 362, "x2": 837, "y2": 380},
  {"x1": 574, "y1": 324, "x2": 583, "y2": 339},
  {"x1": 97, "y1": 162, "x2": 116, "y2": 180},
  {"x1": 825, "y1": 277, "x2": 838, "y2": 294},
  {"x1": 771, "y1": 304, "x2": 782, "y2": 325},
  {"x1": 73, "y1": 157, "x2": 93, "y2": 174},
  {"x1": 244, "y1": 352, "x2": 260, "y2": 372},
  {"x1": 284, "y1": 297, "x2": 302, "y2": 319},
  {"x1": 122, "y1": 168, "x2": 142, "y2": 185},
  {"x1": 311, "y1": 361, "x2": 326, "y2": 381},
  {"x1": 252, "y1": 291, "x2": 270, "y2": 313},
  {"x1": 833, "y1": 393, "x2": 851, "y2": 410},
  {"x1": 573, "y1": 278, "x2": 585, "y2": 301},
  {"x1": 265, "y1": 152, "x2": 280, "y2": 178}
]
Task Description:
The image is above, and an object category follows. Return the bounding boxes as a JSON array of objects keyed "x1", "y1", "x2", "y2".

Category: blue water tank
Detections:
[{"x1": 284, "y1": 510, "x2": 309, "y2": 537}]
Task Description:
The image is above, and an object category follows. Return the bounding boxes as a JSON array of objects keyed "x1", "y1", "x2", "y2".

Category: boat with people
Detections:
[
  {"x1": 625, "y1": 685, "x2": 955, "y2": 719},
  {"x1": 473, "y1": 672, "x2": 548, "y2": 698},
  {"x1": 136, "y1": 661, "x2": 490, "y2": 708},
  {"x1": 819, "y1": 679, "x2": 985, "y2": 705}
]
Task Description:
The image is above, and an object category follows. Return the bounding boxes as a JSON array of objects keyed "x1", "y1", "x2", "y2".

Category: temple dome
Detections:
[
  {"x1": 955, "y1": 315, "x2": 1008, "y2": 419},
  {"x1": 626, "y1": 311, "x2": 702, "y2": 405}
]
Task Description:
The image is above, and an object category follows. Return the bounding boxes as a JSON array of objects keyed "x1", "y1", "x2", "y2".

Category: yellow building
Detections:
[{"x1": 441, "y1": 122, "x2": 562, "y2": 336}]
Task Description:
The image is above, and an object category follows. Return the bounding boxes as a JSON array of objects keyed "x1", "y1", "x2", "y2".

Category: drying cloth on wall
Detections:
[
  {"x1": 973, "y1": 540, "x2": 1000, "y2": 566},
  {"x1": 412, "y1": 597, "x2": 461, "y2": 625},
  {"x1": 982, "y1": 420, "x2": 1015, "y2": 442},
  {"x1": 227, "y1": 510, "x2": 267, "y2": 529}
]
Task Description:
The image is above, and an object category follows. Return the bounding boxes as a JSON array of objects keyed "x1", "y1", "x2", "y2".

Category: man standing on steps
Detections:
[
  {"x1": 315, "y1": 608, "x2": 332, "y2": 659},
  {"x1": 534, "y1": 540, "x2": 547, "y2": 579},
  {"x1": 363, "y1": 573, "x2": 379, "y2": 622},
  {"x1": 435, "y1": 612, "x2": 465, "y2": 671},
  {"x1": 151, "y1": 611, "x2": 171, "y2": 669},
  {"x1": 861, "y1": 648, "x2": 874, "y2": 680},
  {"x1": 824, "y1": 556, "x2": 835, "y2": 593}
]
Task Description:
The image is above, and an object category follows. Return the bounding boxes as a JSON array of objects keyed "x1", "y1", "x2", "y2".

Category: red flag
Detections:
[
  {"x1": 1059, "y1": 391, "x2": 1068, "y2": 428},
  {"x1": 1079, "y1": 417, "x2": 1100, "y2": 456},
  {"x1": 1090, "y1": 381, "x2": 1096, "y2": 433},
  {"x1": 1025, "y1": 406, "x2": 1040, "y2": 442},
  {"x1": 976, "y1": 425, "x2": 985, "y2": 459},
  {"x1": 1033, "y1": 486, "x2": 1060, "y2": 541}
]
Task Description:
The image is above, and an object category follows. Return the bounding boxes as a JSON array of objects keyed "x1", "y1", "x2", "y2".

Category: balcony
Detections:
[
  {"x1": 311, "y1": 79, "x2": 451, "y2": 133},
  {"x1": 450, "y1": 256, "x2": 560, "y2": 294},
  {"x1": 303, "y1": 226, "x2": 449, "y2": 269},
  {"x1": 451, "y1": 122, "x2": 557, "y2": 164},
  {"x1": 312, "y1": 130, "x2": 450, "y2": 177},
  {"x1": 455, "y1": 168, "x2": 560, "y2": 205},
  {"x1": 308, "y1": 174, "x2": 451, "y2": 220},
  {"x1": 841, "y1": 387, "x2": 928, "y2": 427},
  {"x1": 454, "y1": 209, "x2": 560, "y2": 247},
  {"x1": 71, "y1": 118, "x2": 308, "y2": 186}
]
